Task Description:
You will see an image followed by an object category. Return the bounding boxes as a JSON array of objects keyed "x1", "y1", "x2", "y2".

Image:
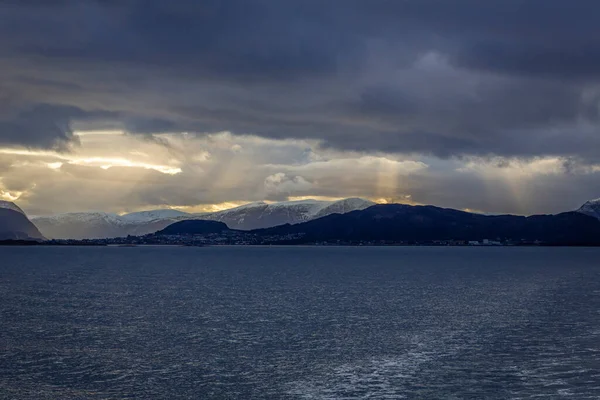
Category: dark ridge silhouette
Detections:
[
  {"x1": 0, "y1": 239, "x2": 41, "y2": 246},
  {"x1": 0, "y1": 208, "x2": 45, "y2": 241},
  {"x1": 156, "y1": 220, "x2": 230, "y2": 235},
  {"x1": 254, "y1": 204, "x2": 600, "y2": 245}
]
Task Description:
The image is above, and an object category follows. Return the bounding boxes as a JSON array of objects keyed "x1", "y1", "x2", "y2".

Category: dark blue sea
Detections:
[{"x1": 1, "y1": 246, "x2": 600, "y2": 399}]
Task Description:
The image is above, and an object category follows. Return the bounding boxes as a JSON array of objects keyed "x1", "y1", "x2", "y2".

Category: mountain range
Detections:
[
  {"x1": 199, "y1": 198, "x2": 375, "y2": 230},
  {"x1": 153, "y1": 200, "x2": 600, "y2": 246},
  {"x1": 153, "y1": 203, "x2": 600, "y2": 246},
  {"x1": 3, "y1": 197, "x2": 600, "y2": 244},
  {"x1": 30, "y1": 198, "x2": 375, "y2": 239}
]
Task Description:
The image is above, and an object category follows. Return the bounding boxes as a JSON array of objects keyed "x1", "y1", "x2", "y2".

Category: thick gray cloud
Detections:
[
  {"x1": 0, "y1": 103, "x2": 120, "y2": 149},
  {"x1": 1, "y1": 0, "x2": 600, "y2": 160}
]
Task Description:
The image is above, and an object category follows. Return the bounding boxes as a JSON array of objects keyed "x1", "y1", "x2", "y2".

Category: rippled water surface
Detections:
[{"x1": 2, "y1": 246, "x2": 600, "y2": 399}]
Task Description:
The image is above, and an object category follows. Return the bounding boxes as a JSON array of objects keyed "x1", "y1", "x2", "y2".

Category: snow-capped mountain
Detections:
[
  {"x1": 576, "y1": 198, "x2": 600, "y2": 220},
  {"x1": 32, "y1": 212, "x2": 129, "y2": 239},
  {"x1": 120, "y1": 209, "x2": 192, "y2": 223},
  {"x1": 201, "y1": 200, "x2": 325, "y2": 230},
  {"x1": 312, "y1": 198, "x2": 376, "y2": 219},
  {"x1": 202, "y1": 198, "x2": 376, "y2": 230},
  {"x1": 0, "y1": 201, "x2": 45, "y2": 240},
  {"x1": 31, "y1": 198, "x2": 376, "y2": 239},
  {"x1": 32, "y1": 212, "x2": 196, "y2": 240}
]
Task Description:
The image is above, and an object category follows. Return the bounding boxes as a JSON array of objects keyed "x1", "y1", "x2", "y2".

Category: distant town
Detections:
[{"x1": 42, "y1": 233, "x2": 543, "y2": 247}]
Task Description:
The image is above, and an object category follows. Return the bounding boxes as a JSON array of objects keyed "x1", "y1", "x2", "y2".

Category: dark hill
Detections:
[
  {"x1": 0, "y1": 208, "x2": 45, "y2": 240},
  {"x1": 156, "y1": 220, "x2": 230, "y2": 235},
  {"x1": 258, "y1": 204, "x2": 600, "y2": 245}
]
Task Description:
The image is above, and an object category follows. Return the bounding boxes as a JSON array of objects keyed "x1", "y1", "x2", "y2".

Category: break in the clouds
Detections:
[
  {"x1": 1, "y1": 1, "x2": 600, "y2": 214},
  {"x1": 3, "y1": 132, "x2": 600, "y2": 217}
]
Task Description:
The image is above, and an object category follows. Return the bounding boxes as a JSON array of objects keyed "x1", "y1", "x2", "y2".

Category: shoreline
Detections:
[{"x1": 2, "y1": 241, "x2": 600, "y2": 248}]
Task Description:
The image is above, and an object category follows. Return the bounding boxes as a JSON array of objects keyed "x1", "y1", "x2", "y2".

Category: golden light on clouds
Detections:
[
  {"x1": 457, "y1": 156, "x2": 571, "y2": 177},
  {"x1": 0, "y1": 147, "x2": 182, "y2": 175},
  {"x1": 0, "y1": 190, "x2": 22, "y2": 201},
  {"x1": 46, "y1": 162, "x2": 63, "y2": 170},
  {"x1": 0, "y1": 148, "x2": 62, "y2": 158},
  {"x1": 1, "y1": 131, "x2": 592, "y2": 217},
  {"x1": 74, "y1": 130, "x2": 125, "y2": 137},
  {"x1": 69, "y1": 157, "x2": 182, "y2": 175}
]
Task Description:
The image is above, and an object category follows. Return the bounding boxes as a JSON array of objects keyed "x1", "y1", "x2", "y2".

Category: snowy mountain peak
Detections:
[
  {"x1": 313, "y1": 198, "x2": 375, "y2": 219},
  {"x1": 331, "y1": 197, "x2": 375, "y2": 209},
  {"x1": 577, "y1": 198, "x2": 600, "y2": 220},
  {"x1": 267, "y1": 200, "x2": 330, "y2": 217},
  {"x1": 585, "y1": 198, "x2": 600, "y2": 205},
  {"x1": 217, "y1": 201, "x2": 268, "y2": 212},
  {"x1": 0, "y1": 200, "x2": 26, "y2": 215},
  {"x1": 38, "y1": 212, "x2": 121, "y2": 223},
  {"x1": 270, "y1": 199, "x2": 326, "y2": 206},
  {"x1": 121, "y1": 209, "x2": 191, "y2": 222}
]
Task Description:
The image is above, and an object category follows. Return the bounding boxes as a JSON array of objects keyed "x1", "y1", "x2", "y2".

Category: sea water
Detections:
[{"x1": 1, "y1": 246, "x2": 600, "y2": 399}]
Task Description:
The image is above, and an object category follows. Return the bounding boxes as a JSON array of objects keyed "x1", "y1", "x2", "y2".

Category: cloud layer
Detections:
[
  {"x1": 1, "y1": 132, "x2": 600, "y2": 216},
  {"x1": 1, "y1": 1, "x2": 600, "y2": 214},
  {"x1": 2, "y1": 1, "x2": 600, "y2": 156}
]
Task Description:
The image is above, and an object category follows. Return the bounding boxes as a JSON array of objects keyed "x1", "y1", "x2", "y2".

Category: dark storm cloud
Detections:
[
  {"x1": 0, "y1": 103, "x2": 118, "y2": 149},
  {"x1": 1, "y1": 0, "x2": 361, "y2": 81},
  {"x1": 1, "y1": 0, "x2": 600, "y2": 159}
]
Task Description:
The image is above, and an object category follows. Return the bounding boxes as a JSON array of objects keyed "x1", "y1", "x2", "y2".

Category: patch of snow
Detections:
[
  {"x1": 267, "y1": 200, "x2": 330, "y2": 216},
  {"x1": 577, "y1": 199, "x2": 600, "y2": 220},
  {"x1": 121, "y1": 209, "x2": 191, "y2": 222},
  {"x1": 31, "y1": 212, "x2": 130, "y2": 227}
]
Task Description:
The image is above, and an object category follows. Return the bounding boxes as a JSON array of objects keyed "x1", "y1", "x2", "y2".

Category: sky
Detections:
[{"x1": 1, "y1": 0, "x2": 600, "y2": 216}]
